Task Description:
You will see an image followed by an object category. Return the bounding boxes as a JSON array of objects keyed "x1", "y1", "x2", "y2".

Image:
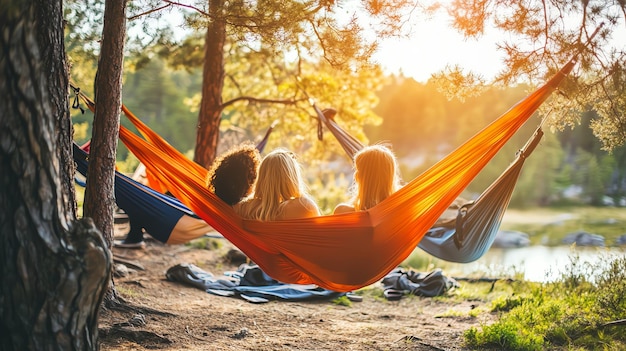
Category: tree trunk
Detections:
[
  {"x1": 83, "y1": 0, "x2": 127, "y2": 304},
  {"x1": 34, "y1": 0, "x2": 78, "y2": 220},
  {"x1": 0, "y1": 1, "x2": 112, "y2": 350},
  {"x1": 194, "y1": 0, "x2": 226, "y2": 168},
  {"x1": 84, "y1": 0, "x2": 126, "y2": 247}
]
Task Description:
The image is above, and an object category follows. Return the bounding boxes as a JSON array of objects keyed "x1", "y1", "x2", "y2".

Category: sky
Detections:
[
  {"x1": 371, "y1": 14, "x2": 507, "y2": 83},
  {"x1": 369, "y1": 12, "x2": 626, "y2": 84},
  {"x1": 327, "y1": 0, "x2": 511, "y2": 83}
]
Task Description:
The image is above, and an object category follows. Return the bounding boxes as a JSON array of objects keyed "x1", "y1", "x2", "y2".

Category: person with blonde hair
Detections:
[
  {"x1": 334, "y1": 144, "x2": 402, "y2": 214},
  {"x1": 235, "y1": 148, "x2": 320, "y2": 220}
]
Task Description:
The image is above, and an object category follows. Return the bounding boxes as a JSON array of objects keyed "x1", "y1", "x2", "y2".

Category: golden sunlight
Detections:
[{"x1": 372, "y1": 14, "x2": 506, "y2": 83}]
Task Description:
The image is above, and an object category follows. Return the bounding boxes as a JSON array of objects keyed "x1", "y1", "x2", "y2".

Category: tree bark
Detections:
[
  {"x1": 84, "y1": 0, "x2": 126, "y2": 248},
  {"x1": 83, "y1": 0, "x2": 127, "y2": 305},
  {"x1": 34, "y1": 0, "x2": 77, "y2": 220},
  {"x1": 0, "y1": 1, "x2": 112, "y2": 350},
  {"x1": 194, "y1": 0, "x2": 226, "y2": 168}
]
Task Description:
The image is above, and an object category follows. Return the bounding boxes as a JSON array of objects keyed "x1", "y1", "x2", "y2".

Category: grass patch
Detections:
[
  {"x1": 357, "y1": 286, "x2": 387, "y2": 301},
  {"x1": 331, "y1": 295, "x2": 352, "y2": 307},
  {"x1": 116, "y1": 285, "x2": 139, "y2": 298},
  {"x1": 186, "y1": 237, "x2": 223, "y2": 250},
  {"x1": 464, "y1": 254, "x2": 626, "y2": 350},
  {"x1": 448, "y1": 279, "x2": 536, "y2": 304}
]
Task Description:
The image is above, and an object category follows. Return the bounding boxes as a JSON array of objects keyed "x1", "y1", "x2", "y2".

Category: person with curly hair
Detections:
[
  {"x1": 114, "y1": 142, "x2": 261, "y2": 248},
  {"x1": 207, "y1": 141, "x2": 261, "y2": 206}
]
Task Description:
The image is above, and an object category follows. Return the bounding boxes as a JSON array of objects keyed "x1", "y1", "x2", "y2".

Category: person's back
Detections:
[{"x1": 235, "y1": 148, "x2": 320, "y2": 220}]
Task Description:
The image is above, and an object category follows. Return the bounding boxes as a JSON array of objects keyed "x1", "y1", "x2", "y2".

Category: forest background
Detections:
[{"x1": 67, "y1": 1, "x2": 626, "y2": 215}]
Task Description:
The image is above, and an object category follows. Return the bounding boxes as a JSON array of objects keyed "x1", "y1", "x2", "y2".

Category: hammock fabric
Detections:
[
  {"x1": 72, "y1": 119, "x2": 273, "y2": 245},
  {"x1": 123, "y1": 104, "x2": 275, "y2": 195},
  {"x1": 419, "y1": 127, "x2": 544, "y2": 262},
  {"x1": 313, "y1": 94, "x2": 545, "y2": 263},
  {"x1": 74, "y1": 59, "x2": 574, "y2": 292}
]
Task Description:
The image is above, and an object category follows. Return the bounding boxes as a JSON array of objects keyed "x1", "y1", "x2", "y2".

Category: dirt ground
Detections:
[{"x1": 99, "y1": 223, "x2": 496, "y2": 351}]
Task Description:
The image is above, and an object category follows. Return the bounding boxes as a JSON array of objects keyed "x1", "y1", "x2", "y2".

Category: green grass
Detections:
[
  {"x1": 185, "y1": 237, "x2": 223, "y2": 250},
  {"x1": 464, "y1": 255, "x2": 626, "y2": 350},
  {"x1": 331, "y1": 295, "x2": 353, "y2": 307}
]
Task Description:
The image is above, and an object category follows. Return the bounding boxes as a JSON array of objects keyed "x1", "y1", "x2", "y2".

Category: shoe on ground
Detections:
[{"x1": 114, "y1": 239, "x2": 146, "y2": 249}]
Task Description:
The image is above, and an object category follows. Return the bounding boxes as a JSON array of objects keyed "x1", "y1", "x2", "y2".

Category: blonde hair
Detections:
[
  {"x1": 248, "y1": 148, "x2": 310, "y2": 221},
  {"x1": 352, "y1": 144, "x2": 401, "y2": 211}
]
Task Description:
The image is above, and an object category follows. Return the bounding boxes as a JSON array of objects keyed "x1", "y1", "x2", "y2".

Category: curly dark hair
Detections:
[{"x1": 207, "y1": 142, "x2": 261, "y2": 206}]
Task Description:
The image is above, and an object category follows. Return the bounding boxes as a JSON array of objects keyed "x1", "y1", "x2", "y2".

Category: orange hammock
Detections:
[{"x1": 75, "y1": 59, "x2": 575, "y2": 292}]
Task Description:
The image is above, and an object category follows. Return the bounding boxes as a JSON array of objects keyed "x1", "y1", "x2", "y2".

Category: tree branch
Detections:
[
  {"x1": 162, "y1": 0, "x2": 209, "y2": 17},
  {"x1": 221, "y1": 96, "x2": 307, "y2": 110},
  {"x1": 128, "y1": 3, "x2": 172, "y2": 21}
]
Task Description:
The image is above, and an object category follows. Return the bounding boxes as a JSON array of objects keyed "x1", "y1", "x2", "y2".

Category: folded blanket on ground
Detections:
[
  {"x1": 165, "y1": 263, "x2": 344, "y2": 303},
  {"x1": 381, "y1": 268, "x2": 459, "y2": 300}
]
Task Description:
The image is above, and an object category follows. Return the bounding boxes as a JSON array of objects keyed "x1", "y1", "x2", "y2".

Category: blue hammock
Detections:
[
  {"x1": 74, "y1": 143, "x2": 195, "y2": 243},
  {"x1": 417, "y1": 128, "x2": 542, "y2": 263}
]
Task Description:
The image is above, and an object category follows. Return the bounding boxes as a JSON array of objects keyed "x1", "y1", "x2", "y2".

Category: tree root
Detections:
[{"x1": 103, "y1": 296, "x2": 177, "y2": 317}]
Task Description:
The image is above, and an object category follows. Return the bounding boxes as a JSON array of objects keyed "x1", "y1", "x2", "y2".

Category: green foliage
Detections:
[
  {"x1": 465, "y1": 320, "x2": 544, "y2": 351},
  {"x1": 591, "y1": 258, "x2": 626, "y2": 318},
  {"x1": 308, "y1": 171, "x2": 352, "y2": 215},
  {"x1": 121, "y1": 57, "x2": 202, "y2": 155},
  {"x1": 186, "y1": 237, "x2": 223, "y2": 251},
  {"x1": 75, "y1": 185, "x2": 85, "y2": 217},
  {"x1": 331, "y1": 295, "x2": 352, "y2": 307},
  {"x1": 401, "y1": 251, "x2": 437, "y2": 272},
  {"x1": 73, "y1": 122, "x2": 89, "y2": 144},
  {"x1": 465, "y1": 256, "x2": 626, "y2": 350},
  {"x1": 447, "y1": 1, "x2": 626, "y2": 151},
  {"x1": 490, "y1": 294, "x2": 533, "y2": 313},
  {"x1": 115, "y1": 151, "x2": 141, "y2": 174},
  {"x1": 512, "y1": 132, "x2": 566, "y2": 207}
]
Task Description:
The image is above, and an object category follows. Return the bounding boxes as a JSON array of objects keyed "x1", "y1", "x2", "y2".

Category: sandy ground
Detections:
[{"x1": 98, "y1": 223, "x2": 497, "y2": 351}]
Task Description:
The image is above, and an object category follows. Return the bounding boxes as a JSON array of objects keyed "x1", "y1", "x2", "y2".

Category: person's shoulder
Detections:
[
  {"x1": 233, "y1": 198, "x2": 259, "y2": 219},
  {"x1": 333, "y1": 203, "x2": 355, "y2": 214},
  {"x1": 278, "y1": 197, "x2": 320, "y2": 219}
]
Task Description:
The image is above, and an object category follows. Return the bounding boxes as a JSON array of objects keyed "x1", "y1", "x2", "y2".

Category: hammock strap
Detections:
[{"x1": 453, "y1": 204, "x2": 471, "y2": 249}]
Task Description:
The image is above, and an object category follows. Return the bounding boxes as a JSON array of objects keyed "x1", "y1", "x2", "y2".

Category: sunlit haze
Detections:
[
  {"x1": 371, "y1": 11, "x2": 626, "y2": 83},
  {"x1": 332, "y1": 1, "x2": 509, "y2": 83},
  {"x1": 372, "y1": 19, "x2": 506, "y2": 83}
]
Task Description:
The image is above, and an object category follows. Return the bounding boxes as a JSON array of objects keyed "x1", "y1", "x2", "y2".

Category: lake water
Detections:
[{"x1": 423, "y1": 245, "x2": 626, "y2": 282}]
